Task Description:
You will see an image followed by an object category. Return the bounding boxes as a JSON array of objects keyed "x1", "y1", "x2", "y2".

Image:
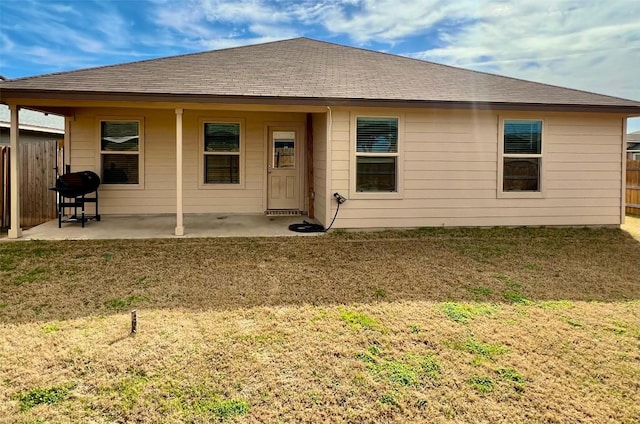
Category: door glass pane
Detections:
[
  {"x1": 273, "y1": 131, "x2": 295, "y2": 168},
  {"x1": 503, "y1": 158, "x2": 540, "y2": 191},
  {"x1": 356, "y1": 156, "x2": 397, "y2": 192},
  {"x1": 101, "y1": 121, "x2": 139, "y2": 151}
]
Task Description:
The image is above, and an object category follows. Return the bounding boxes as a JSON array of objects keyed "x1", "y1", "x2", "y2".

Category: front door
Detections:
[{"x1": 267, "y1": 128, "x2": 300, "y2": 210}]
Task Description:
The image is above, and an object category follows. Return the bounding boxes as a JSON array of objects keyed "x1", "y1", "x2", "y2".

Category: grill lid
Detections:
[{"x1": 55, "y1": 171, "x2": 100, "y2": 198}]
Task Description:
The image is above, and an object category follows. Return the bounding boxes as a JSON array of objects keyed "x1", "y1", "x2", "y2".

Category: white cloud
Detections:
[
  {"x1": 0, "y1": 33, "x2": 14, "y2": 51},
  {"x1": 200, "y1": 35, "x2": 291, "y2": 50},
  {"x1": 2, "y1": 0, "x2": 639, "y2": 106},
  {"x1": 198, "y1": 0, "x2": 290, "y2": 24},
  {"x1": 305, "y1": 0, "x2": 479, "y2": 43},
  {"x1": 150, "y1": 0, "x2": 303, "y2": 50},
  {"x1": 273, "y1": 0, "x2": 639, "y2": 101},
  {"x1": 407, "y1": 1, "x2": 640, "y2": 100}
]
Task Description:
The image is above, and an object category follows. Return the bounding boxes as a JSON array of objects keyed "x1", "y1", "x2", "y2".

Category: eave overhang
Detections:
[{"x1": 2, "y1": 88, "x2": 640, "y2": 115}]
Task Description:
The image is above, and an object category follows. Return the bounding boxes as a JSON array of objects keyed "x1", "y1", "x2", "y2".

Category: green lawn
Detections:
[{"x1": 0, "y1": 227, "x2": 638, "y2": 423}]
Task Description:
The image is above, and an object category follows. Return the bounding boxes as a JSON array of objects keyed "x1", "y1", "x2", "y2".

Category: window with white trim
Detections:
[
  {"x1": 100, "y1": 121, "x2": 141, "y2": 185},
  {"x1": 502, "y1": 120, "x2": 542, "y2": 192},
  {"x1": 203, "y1": 122, "x2": 241, "y2": 184},
  {"x1": 355, "y1": 117, "x2": 398, "y2": 192}
]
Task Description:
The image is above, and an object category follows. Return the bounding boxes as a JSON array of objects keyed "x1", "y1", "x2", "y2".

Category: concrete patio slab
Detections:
[{"x1": 7, "y1": 214, "x2": 324, "y2": 240}]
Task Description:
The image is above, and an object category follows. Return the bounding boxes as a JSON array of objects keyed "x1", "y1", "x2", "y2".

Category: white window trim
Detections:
[
  {"x1": 97, "y1": 117, "x2": 145, "y2": 190},
  {"x1": 349, "y1": 113, "x2": 404, "y2": 200},
  {"x1": 497, "y1": 116, "x2": 545, "y2": 199},
  {"x1": 198, "y1": 117, "x2": 246, "y2": 189}
]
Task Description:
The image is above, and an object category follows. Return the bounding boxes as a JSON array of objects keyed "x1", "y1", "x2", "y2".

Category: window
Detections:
[
  {"x1": 501, "y1": 120, "x2": 543, "y2": 193},
  {"x1": 203, "y1": 122, "x2": 240, "y2": 184},
  {"x1": 355, "y1": 117, "x2": 399, "y2": 192},
  {"x1": 100, "y1": 121, "x2": 141, "y2": 185},
  {"x1": 272, "y1": 131, "x2": 296, "y2": 169}
]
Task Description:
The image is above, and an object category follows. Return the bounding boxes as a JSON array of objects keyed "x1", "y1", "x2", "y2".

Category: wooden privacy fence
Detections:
[
  {"x1": 627, "y1": 159, "x2": 640, "y2": 216},
  {"x1": 0, "y1": 141, "x2": 60, "y2": 229}
]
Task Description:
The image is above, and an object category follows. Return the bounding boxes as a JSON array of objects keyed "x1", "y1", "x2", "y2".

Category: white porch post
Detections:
[
  {"x1": 8, "y1": 104, "x2": 22, "y2": 239},
  {"x1": 175, "y1": 108, "x2": 184, "y2": 236}
]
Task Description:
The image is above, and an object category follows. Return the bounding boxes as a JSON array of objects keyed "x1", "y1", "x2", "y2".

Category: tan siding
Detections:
[
  {"x1": 546, "y1": 179, "x2": 620, "y2": 189},
  {"x1": 69, "y1": 106, "x2": 625, "y2": 226},
  {"x1": 405, "y1": 161, "x2": 495, "y2": 171},
  {"x1": 545, "y1": 125, "x2": 621, "y2": 136},
  {"x1": 337, "y1": 206, "x2": 620, "y2": 219},
  {"x1": 404, "y1": 180, "x2": 496, "y2": 190},
  {"x1": 331, "y1": 215, "x2": 620, "y2": 229},
  {"x1": 547, "y1": 144, "x2": 620, "y2": 154},
  {"x1": 329, "y1": 108, "x2": 624, "y2": 228},
  {"x1": 403, "y1": 151, "x2": 497, "y2": 161},
  {"x1": 332, "y1": 197, "x2": 619, "y2": 210},
  {"x1": 326, "y1": 109, "x2": 351, "y2": 222},
  {"x1": 69, "y1": 107, "x2": 306, "y2": 215},
  {"x1": 404, "y1": 142, "x2": 496, "y2": 153},
  {"x1": 546, "y1": 162, "x2": 620, "y2": 171}
]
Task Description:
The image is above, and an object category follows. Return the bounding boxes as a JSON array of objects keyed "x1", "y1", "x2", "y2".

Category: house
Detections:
[
  {"x1": 0, "y1": 104, "x2": 64, "y2": 145},
  {"x1": 0, "y1": 104, "x2": 64, "y2": 229},
  {"x1": 1, "y1": 37, "x2": 639, "y2": 239},
  {"x1": 628, "y1": 130, "x2": 640, "y2": 160}
]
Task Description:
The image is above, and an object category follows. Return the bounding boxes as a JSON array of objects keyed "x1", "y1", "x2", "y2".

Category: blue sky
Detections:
[{"x1": 1, "y1": 0, "x2": 639, "y2": 131}]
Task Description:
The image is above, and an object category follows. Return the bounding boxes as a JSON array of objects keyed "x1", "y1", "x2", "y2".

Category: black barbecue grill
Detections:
[{"x1": 51, "y1": 171, "x2": 101, "y2": 227}]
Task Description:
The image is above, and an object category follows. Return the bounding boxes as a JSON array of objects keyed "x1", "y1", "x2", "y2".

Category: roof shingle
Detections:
[{"x1": 1, "y1": 37, "x2": 639, "y2": 109}]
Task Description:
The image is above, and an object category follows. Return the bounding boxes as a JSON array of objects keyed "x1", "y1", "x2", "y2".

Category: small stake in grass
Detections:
[{"x1": 131, "y1": 310, "x2": 137, "y2": 334}]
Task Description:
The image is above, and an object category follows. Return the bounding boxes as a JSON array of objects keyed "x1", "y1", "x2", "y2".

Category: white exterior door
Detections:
[{"x1": 267, "y1": 128, "x2": 300, "y2": 210}]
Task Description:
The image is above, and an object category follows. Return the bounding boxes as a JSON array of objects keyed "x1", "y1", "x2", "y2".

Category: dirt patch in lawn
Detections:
[{"x1": 0, "y1": 227, "x2": 639, "y2": 423}]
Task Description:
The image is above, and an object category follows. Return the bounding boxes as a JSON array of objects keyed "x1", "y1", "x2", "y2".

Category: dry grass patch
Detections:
[{"x1": 0, "y1": 227, "x2": 639, "y2": 422}]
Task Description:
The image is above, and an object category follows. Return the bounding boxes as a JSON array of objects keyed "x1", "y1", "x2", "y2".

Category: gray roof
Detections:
[
  {"x1": 0, "y1": 105, "x2": 64, "y2": 133},
  {"x1": 1, "y1": 38, "x2": 640, "y2": 111},
  {"x1": 628, "y1": 130, "x2": 640, "y2": 142}
]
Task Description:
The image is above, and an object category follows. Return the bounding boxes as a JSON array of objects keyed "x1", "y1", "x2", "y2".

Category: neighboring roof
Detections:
[
  {"x1": 628, "y1": 130, "x2": 640, "y2": 142},
  {"x1": 0, "y1": 104, "x2": 64, "y2": 134},
  {"x1": 1, "y1": 38, "x2": 640, "y2": 112}
]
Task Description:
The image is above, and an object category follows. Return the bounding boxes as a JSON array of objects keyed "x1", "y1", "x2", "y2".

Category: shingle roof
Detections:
[
  {"x1": 1, "y1": 37, "x2": 639, "y2": 110},
  {"x1": 0, "y1": 105, "x2": 64, "y2": 131}
]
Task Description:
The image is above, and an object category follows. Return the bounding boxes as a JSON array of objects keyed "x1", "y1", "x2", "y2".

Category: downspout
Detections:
[
  {"x1": 325, "y1": 106, "x2": 333, "y2": 228},
  {"x1": 621, "y1": 118, "x2": 627, "y2": 225},
  {"x1": 175, "y1": 108, "x2": 184, "y2": 236},
  {"x1": 306, "y1": 113, "x2": 314, "y2": 219},
  {"x1": 8, "y1": 104, "x2": 21, "y2": 238}
]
